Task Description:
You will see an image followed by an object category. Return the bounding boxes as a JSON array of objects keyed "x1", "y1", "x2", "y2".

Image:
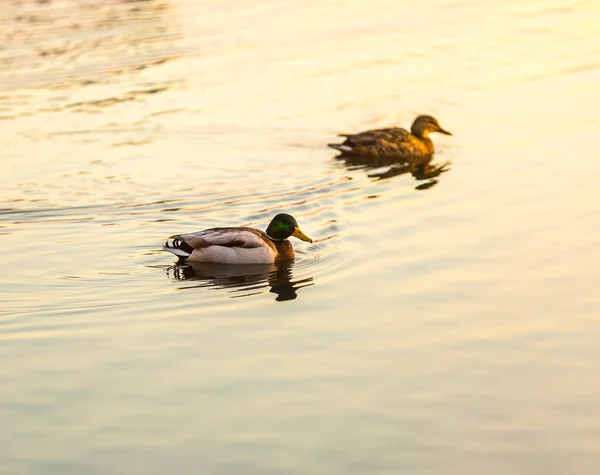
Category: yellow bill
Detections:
[{"x1": 292, "y1": 226, "x2": 313, "y2": 243}]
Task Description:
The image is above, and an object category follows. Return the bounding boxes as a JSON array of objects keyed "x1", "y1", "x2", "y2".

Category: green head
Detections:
[
  {"x1": 266, "y1": 213, "x2": 312, "y2": 242},
  {"x1": 411, "y1": 115, "x2": 452, "y2": 138}
]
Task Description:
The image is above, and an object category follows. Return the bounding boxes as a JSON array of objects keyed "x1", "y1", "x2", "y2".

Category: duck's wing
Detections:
[
  {"x1": 174, "y1": 227, "x2": 269, "y2": 250},
  {"x1": 163, "y1": 227, "x2": 277, "y2": 263},
  {"x1": 338, "y1": 127, "x2": 409, "y2": 145},
  {"x1": 329, "y1": 127, "x2": 413, "y2": 156}
]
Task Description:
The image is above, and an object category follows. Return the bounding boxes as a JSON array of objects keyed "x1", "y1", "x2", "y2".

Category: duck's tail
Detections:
[
  {"x1": 328, "y1": 143, "x2": 353, "y2": 153},
  {"x1": 163, "y1": 236, "x2": 194, "y2": 259}
]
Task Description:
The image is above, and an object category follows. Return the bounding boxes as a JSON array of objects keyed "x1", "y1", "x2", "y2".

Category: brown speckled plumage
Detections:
[{"x1": 328, "y1": 115, "x2": 451, "y2": 158}]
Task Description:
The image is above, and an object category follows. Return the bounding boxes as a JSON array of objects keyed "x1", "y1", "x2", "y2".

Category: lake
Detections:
[{"x1": 1, "y1": 0, "x2": 600, "y2": 473}]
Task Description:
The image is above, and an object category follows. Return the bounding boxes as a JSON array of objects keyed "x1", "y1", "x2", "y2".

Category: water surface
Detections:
[{"x1": 1, "y1": 0, "x2": 600, "y2": 473}]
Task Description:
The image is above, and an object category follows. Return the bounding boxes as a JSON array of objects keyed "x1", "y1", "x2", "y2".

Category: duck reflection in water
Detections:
[
  {"x1": 336, "y1": 152, "x2": 451, "y2": 190},
  {"x1": 166, "y1": 260, "x2": 313, "y2": 302}
]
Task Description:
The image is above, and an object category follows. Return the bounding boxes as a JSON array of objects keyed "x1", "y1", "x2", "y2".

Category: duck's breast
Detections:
[{"x1": 273, "y1": 240, "x2": 295, "y2": 263}]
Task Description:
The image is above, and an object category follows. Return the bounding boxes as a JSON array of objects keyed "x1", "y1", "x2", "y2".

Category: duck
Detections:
[
  {"x1": 162, "y1": 213, "x2": 313, "y2": 264},
  {"x1": 328, "y1": 115, "x2": 452, "y2": 158}
]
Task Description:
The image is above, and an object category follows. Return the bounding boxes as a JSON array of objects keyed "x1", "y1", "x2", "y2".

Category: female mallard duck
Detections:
[
  {"x1": 328, "y1": 115, "x2": 452, "y2": 158},
  {"x1": 162, "y1": 213, "x2": 312, "y2": 264}
]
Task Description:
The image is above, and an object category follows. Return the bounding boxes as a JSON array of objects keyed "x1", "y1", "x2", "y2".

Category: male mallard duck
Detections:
[
  {"x1": 328, "y1": 115, "x2": 452, "y2": 158},
  {"x1": 162, "y1": 213, "x2": 312, "y2": 264}
]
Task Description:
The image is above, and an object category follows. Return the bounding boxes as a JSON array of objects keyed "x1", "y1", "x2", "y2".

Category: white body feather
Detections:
[{"x1": 188, "y1": 245, "x2": 275, "y2": 264}]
